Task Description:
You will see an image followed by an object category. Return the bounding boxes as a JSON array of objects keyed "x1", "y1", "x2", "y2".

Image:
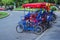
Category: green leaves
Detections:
[
  {"x1": 54, "y1": 0, "x2": 58, "y2": 4},
  {"x1": 38, "y1": 0, "x2": 44, "y2": 2},
  {"x1": 0, "y1": 0, "x2": 60, "y2": 7},
  {"x1": 2, "y1": 0, "x2": 14, "y2": 4}
]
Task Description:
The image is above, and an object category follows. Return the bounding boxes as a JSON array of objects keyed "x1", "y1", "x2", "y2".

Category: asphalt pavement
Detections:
[
  {"x1": 35, "y1": 11, "x2": 60, "y2": 40},
  {"x1": 0, "y1": 11, "x2": 38, "y2": 40},
  {"x1": 0, "y1": 11, "x2": 60, "y2": 40}
]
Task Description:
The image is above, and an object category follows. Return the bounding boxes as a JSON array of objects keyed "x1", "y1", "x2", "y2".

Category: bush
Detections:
[{"x1": 50, "y1": 6, "x2": 58, "y2": 11}]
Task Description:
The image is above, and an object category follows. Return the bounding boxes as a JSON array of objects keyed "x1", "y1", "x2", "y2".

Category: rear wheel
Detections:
[
  {"x1": 34, "y1": 26, "x2": 43, "y2": 35},
  {"x1": 43, "y1": 25, "x2": 47, "y2": 31},
  {"x1": 16, "y1": 24, "x2": 24, "y2": 33},
  {"x1": 41, "y1": 22, "x2": 48, "y2": 31},
  {"x1": 53, "y1": 14, "x2": 56, "y2": 20},
  {"x1": 52, "y1": 14, "x2": 57, "y2": 21},
  {"x1": 46, "y1": 22, "x2": 52, "y2": 28}
]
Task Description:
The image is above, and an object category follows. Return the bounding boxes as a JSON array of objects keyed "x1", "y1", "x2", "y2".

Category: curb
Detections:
[
  {"x1": 35, "y1": 28, "x2": 51, "y2": 40},
  {"x1": 0, "y1": 12, "x2": 10, "y2": 19}
]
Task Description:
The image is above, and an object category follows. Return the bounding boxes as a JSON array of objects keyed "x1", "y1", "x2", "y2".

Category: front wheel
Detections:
[{"x1": 16, "y1": 24, "x2": 24, "y2": 33}]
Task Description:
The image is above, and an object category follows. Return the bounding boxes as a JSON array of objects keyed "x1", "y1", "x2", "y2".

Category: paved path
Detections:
[
  {"x1": 0, "y1": 11, "x2": 38, "y2": 40},
  {"x1": 0, "y1": 11, "x2": 60, "y2": 40},
  {"x1": 35, "y1": 11, "x2": 60, "y2": 40}
]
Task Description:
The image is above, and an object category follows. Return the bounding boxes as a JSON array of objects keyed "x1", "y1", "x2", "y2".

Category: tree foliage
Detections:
[
  {"x1": 54, "y1": 0, "x2": 58, "y2": 4},
  {"x1": 0, "y1": 0, "x2": 60, "y2": 7},
  {"x1": 2, "y1": 0, "x2": 14, "y2": 4},
  {"x1": 38, "y1": 0, "x2": 44, "y2": 2}
]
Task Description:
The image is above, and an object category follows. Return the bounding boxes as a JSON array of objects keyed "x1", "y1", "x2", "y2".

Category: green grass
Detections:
[
  {"x1": 0, "y1": 12, "x2": 9, "y2": 19},
  {"x1": 14, "y1": 7, "x2": 36, "y2": 11},
  {"x1": 14, "y1": 5, "x2": 58, "y2": 11}
]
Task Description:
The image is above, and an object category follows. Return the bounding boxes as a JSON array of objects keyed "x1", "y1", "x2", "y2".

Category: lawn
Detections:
[
  {"x1": 14, "y1": 7, "x2": 37, "y2": 11},
  {"x1": 14, "y1": 6, "x2": 58, "y2": 11},
  {"x1": 0, "y1": 12, "x2": 9, "y2": 19}
]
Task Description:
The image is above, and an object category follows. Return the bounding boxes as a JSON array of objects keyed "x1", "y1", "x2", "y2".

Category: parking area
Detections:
[
  {"x1": 0, "y1": 11, "x2": 60, "y2": 40},
  {"x1": 35, "y1": 11, "x2": 60, "y2": 40},
  {"x1": 0, "y1": 11, "x2": 38, "y2": 40}
]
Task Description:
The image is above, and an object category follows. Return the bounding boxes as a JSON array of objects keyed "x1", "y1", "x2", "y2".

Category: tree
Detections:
[
  {"x1": 0, "y1": 0, "x2": 2, "y2": 6},
  {"x1": 2, "y1": 0, "x2": 14, "y2": 6},
  {"x1": 38, "y1": 0, "x2": 44, "y2": 2},
  {"x1": 15, "y1": 0, "x2": 25, "y2": 7},
  {"x1": 32, "y1": 0, "x2": 37, "y2": 3},
  {"x1": 54, "y1": 0, "x2": 58, "y2": 4},
  {"x1": 48, "y1": 0, "x2": 55, "y2": 3},
  {"x1": 28, "y1": 0, "x2": 33, "y2": 3},
  {"x1": 57, "y1": 0, "x2": 60, "y2": 4}
]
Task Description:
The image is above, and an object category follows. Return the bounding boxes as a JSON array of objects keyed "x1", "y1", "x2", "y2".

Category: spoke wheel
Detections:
[
  {"x1": 16, "y1": 24, "x2": 23, "y2": 33},
  {"x1": 43, "y1": 25, "x2": 47, "y2": 31},
  {"x1": 52, "y1": 14, "x2": 57, "y2": 21},
  {"x1": 34, "y1": 26, "x2": 43, "y2": 35}
]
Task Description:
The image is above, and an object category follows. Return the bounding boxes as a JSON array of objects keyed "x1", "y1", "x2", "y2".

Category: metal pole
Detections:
[{"x1": 24, "y1": 8, "x2": 25, "y2": 16}]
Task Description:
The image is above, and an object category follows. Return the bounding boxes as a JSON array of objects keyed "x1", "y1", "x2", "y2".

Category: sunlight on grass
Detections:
[{"x1": 0, "y1": 12, "x2": 9, "y2": 19}]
